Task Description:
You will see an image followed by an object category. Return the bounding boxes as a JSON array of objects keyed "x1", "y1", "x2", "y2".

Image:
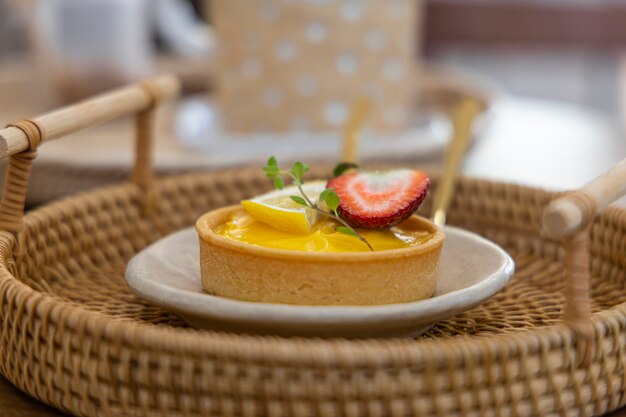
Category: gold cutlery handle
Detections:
[
  {"x1": 341, "y1": 96, "x2": 372, "y2": 164},
  {"x1": 432, "y1": 97, "x2": 482, "y2": 226}
]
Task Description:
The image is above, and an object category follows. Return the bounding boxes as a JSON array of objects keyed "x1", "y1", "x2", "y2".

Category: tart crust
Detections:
[{"x1": 195, "y1": 206, "x2": 444, "y2": 306}]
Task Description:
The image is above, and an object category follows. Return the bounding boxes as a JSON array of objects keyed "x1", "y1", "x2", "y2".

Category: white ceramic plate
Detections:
[
  {"x1": 125, "y1": 227, "x2": 514, "y2": 338},
  {"x1": 169, "y1": 100, "x2": 454, "y2": 165}
]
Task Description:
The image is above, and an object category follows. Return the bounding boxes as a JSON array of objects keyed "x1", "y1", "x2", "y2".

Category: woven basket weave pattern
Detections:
[{"x1": 1, "y1": 167, "x2": 626, "y2": 417}]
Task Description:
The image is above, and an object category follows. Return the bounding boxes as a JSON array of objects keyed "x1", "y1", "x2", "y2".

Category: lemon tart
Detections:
[
  {"x1": 196, "y1": 206, "x2": 443, "y2": 305},
  {"x1": 195, "y1": 159, "x2": 444, "y2": 306}
]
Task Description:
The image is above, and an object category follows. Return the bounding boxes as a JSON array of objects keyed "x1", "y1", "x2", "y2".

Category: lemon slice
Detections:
[{"x1": 242, "y1": 181, "x2": 326, "y2": 234}]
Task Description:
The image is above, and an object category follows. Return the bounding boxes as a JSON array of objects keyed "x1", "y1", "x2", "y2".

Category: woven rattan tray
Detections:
[{"x1": 1, "y1": 77, "x2": 626, "y2": 417}]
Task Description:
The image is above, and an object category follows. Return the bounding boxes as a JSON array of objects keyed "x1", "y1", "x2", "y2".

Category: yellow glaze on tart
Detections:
[
  {"x1": 196, "y1": 206, "x2": 444, "y2": 305},
  {"x1": 215, "y1": 212, "x2": 435, "y2": 253}
]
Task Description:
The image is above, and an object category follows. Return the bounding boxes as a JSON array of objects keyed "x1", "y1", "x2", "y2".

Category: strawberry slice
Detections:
[{"x1": 326, "y1": 169, "x2": 430, "y2": 229}]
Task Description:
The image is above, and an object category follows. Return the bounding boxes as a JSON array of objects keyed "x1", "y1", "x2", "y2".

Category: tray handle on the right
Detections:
[{"x1": 542, "y1": 157, "x2": 626, "y2": 365}]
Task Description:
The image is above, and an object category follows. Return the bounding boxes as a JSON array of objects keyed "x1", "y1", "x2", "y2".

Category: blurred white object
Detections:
[
  {"x1": 35, "y1": 0, "x2": 153, "y2": 100},
  {"x1": 154, "y1": 0, "x2": 215, "y2": 57},
  {"x1": 172, "y1": 96, "x2": 455, "y2": 163},
  {"x1": 175, "y1": 99, "x2": 220, "y2": 148}
]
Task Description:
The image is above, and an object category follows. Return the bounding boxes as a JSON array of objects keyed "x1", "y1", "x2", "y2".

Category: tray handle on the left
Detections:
[
  {"x1": 0, "y1": 75, "x2": 181, "y2": 240},
  {"x1": 542, "y1": 157, "x2": 626, "y2": 366}
]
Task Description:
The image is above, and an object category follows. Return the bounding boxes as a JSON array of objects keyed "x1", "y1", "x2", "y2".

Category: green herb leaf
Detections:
[
  {"x1": 263, "y1": 156, "x2": 280, "y2": 177},
  {"x1": 260, "y1": 155, "x2": 374, "y2": 251},
  {"x1": 274, "y1": 176, "x2": 284, "y2": 190},
  {"x1": 318, "y1": 188, "x2": 334, "y2": 202},
  {"x1": 290, "y1": 161, "x2": 309, "y2": 182},
  {"x1": 263, "y1": 165, "x2": 280, "y2": 177},
  {"x1": 332, "y1": 162, "x2": 359, "y2": 178},
  {"x1": 289, "y1": 195, "x2": 308, "y2": 206},
  {"x1": 322, "y1": 189, "x2": 340, "y2": 212},
  {"x1": 336, "y1": 226, "x2": 358, "y2": 237}
]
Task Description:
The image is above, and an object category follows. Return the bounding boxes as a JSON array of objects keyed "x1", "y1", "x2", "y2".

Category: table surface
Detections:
[{"x1": 463, "y1": 95, "x2": 626, "y2": 207}]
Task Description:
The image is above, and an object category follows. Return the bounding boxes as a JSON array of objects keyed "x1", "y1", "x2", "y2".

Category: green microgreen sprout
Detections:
[{"x1": 262, "y1": 156, "x2": 374, "y2": 251}]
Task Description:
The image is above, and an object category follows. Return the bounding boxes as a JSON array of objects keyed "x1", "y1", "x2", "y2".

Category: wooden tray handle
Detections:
[
  {"x1": 542, "y1": 157, "x2": 626, "y2": 365},
  {"x1": 0, "y1": 75, "x2": 181, "y2": 236}
]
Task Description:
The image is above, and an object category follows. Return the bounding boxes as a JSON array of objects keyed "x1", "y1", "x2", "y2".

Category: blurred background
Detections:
[
  {"x1": 0, "y1": 0, "x2": 625, "y2": 204},
  {"x1": 2, "y1": 2, "x2": 626, "y2": 414}
]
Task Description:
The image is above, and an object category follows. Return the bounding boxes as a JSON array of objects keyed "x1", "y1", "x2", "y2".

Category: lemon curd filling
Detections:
[{"x1": 216, "y1": 213, "x2": 434, "y2": 253}]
